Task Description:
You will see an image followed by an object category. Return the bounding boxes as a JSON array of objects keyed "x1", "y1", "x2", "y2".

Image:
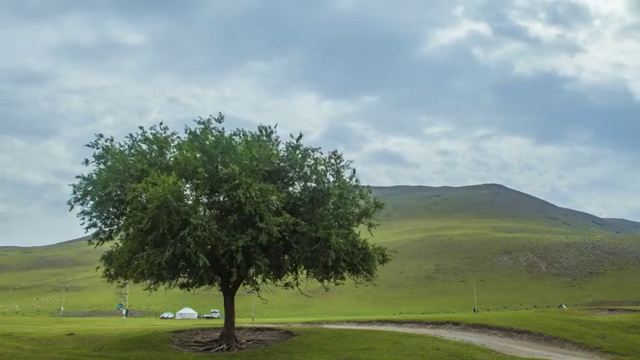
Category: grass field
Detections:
[
  {"x1": 0, "y1": 316, "x2": 527, "y2": 360},
  {"x1": 2, "y1": 184, "x2": 640, "y2": 358},
  {"x1": 1, "y1": 309, "x2": 638, "y2": 359}
]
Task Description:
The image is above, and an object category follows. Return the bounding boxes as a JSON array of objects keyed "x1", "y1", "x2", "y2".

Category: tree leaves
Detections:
[{"x1": 68, "y1": 113, "x2": 392, "y2": 296}]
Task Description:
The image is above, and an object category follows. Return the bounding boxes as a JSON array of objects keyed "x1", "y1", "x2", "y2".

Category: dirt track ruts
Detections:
[{"x1": 257, "y1": 322, "x2": 610, "y2": 360}]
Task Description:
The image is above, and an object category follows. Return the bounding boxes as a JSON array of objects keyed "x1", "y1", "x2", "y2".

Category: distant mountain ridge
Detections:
[
  {"x1": 600, "y1": 218, "x2": 640, "y2": 233},
  {"x1": 0, "y1": 235, "x2": 92, "y2": 250},
  {"x1": 370, "y1": 183, "x2": 640, "y2": 234}
]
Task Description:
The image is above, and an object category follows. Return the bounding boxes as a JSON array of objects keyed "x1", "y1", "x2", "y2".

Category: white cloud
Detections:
[
  {"x1": 472, "y1": 0, "x2": 640, "y2": 99},
  {"x1": 422, "y1": 17, "x2": 492, "y2": 53},
  {"x1": 0, "y1": 137, "x2": 79, "y2": 186},
  {"x1": 183, "y1": 60, "x2": 380, "y2": 140},
  {"x1": 106, "y1": 23, "x2": 147, "y2": 45},
  {"x1": 0, "y1": 53, "x2": 379, "y2": 246},
  {"x1": 452, "y1": 4, "x2": 466, "y2": 17},
  {"x1": 45, "y1": 58, "x2": 378, "y2": 141}
]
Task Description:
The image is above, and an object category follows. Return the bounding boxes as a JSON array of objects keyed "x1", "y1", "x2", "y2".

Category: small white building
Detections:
[{"x1": 176, "y1": 307, "x2": 198, "y2": 319}]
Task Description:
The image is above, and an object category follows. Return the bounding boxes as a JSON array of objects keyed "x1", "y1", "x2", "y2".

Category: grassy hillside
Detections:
[
  {"x1": 1, "y1": 184, "x2": 640, "y2": 319},
  {"x1": 602, "y1": 218, "x2": 640, "y2": 233},
  {"x1": 372, "y1": 184, "x2": 640, "y2": 234}
]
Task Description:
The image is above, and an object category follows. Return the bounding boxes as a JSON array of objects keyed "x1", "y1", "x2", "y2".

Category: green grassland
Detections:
[
  {"x1": 1, "y1": 309, "x2": 639, "y2": 359},
  {"x1": 2, "y1": 184, "x2": 640, "y2": 320},
  {"x1": 0, "y1": 317, "x2": 525, "y2": 360},
  {"x1": 2, "y1": 219, "x2": 639, "y2": 319},
  {"x1": 2, "y1": 184, "x2": 640, "y2": 358}
]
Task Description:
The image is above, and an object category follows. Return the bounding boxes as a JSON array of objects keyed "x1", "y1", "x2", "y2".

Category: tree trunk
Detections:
[
  {"x1": 195, "y1": 285, "x2": 243, "y2": 353},
  {"x1": 214, "y1": 286, "x2": 242, "y2": 351}
]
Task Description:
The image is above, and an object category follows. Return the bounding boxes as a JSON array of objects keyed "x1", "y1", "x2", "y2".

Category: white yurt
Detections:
[{"x1": 176, "y1": 307, "x2": 198, "y2": 319}]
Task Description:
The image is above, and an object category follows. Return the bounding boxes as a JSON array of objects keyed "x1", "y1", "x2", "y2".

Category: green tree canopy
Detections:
[{"x1": 68, "y1": 113, "x2": 391, "y2": 351}]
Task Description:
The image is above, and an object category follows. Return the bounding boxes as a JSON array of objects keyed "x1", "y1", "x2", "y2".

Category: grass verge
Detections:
[{"x1": 0, "y1": 316, "x2": 527, "y2": 360}]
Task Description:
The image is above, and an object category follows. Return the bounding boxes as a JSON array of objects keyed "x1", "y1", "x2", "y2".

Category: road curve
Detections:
[{"x1": 257, "y1": 322, "x2": 610, "y2": 360}]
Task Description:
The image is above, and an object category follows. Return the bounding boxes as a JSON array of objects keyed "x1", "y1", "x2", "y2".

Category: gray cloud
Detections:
[
  {"x1": 1, "y1": 0, "x2": 639, "y2": 246},
  {"x1": 366, "y1": 149, "x2": 418, "y2": 168}
]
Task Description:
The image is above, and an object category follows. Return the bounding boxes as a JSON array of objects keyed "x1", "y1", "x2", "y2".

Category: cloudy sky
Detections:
[{"x1": 1, "y1": 0, "x2": 639, "y2": 246}]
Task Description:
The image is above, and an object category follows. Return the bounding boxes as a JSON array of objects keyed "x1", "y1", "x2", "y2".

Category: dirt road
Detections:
[{"x1": 265, "y1": 322, "x2": 610, "y2": 360}]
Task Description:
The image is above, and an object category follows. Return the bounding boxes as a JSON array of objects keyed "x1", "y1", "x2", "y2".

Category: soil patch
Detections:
[
  {"x1": 585, "y1": 308, "x2": 640, "y2": 316},
  {"x1": 170, "y1": 327, "x2": 296, "y2": 353},
  {"x1": 299, "y1": 320, "x2": 585, "y2": 345}
]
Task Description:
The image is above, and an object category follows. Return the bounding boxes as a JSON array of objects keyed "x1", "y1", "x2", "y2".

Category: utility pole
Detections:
[
  {"x1": 251, "y1": 292, "x2": 255, "y2": 323},
  {"x1": 473, "y1": 283, "x2": 478, "y2": 314},
  {"x1": 123, "y1": 281, "x2": 129, "y2": 324},
  {"x1": 59, "y1": 287, "x2": 65, "y2": 320},
  {"x1": 116, "y1": 282, "x2": 130, "y2": 324},
  {"x1": 248, "y1": 269, "x2": 256, "y2": 323}
]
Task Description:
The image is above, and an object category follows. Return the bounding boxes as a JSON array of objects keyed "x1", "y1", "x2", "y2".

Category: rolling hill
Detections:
[
  {"x1": 371, "y1": 183, "x2": 640, "y2": 234},
  {"x1": 1, "y1": 183, "x2": 640, "y2": 319}
]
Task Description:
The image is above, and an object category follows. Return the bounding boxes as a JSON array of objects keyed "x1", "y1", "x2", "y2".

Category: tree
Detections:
[{"x1": 68, "y1": 113, "x2": 392, "y2": 351}]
